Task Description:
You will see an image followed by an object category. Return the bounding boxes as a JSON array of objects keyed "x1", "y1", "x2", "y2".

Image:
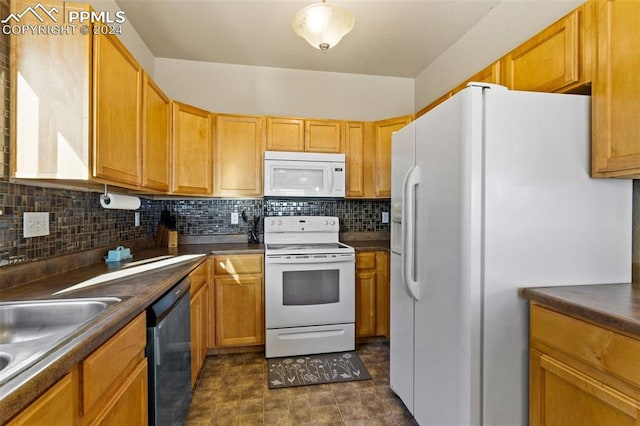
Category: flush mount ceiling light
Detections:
[{"x1": 292, "y1": 0, "x2": 355, "y2": 53}]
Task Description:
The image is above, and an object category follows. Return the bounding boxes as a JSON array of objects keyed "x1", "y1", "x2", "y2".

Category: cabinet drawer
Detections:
[
  {"x1": 213, "y1": 255, "x2": 263, "y2": 275},
  {"x1": 8, "y1": 372, "x2": 75, "y2": 426},
  {"x1": 531, "y1": 305, "x2": 640, "y2": 389},
  {"x1": 189, "y1": 261, "x2": 208, "y2": 294},
  {"x1": 82, "y1": 313, "x2": 146, "y2": 414},
  {"x1": 356, "y1": 252, "x2": 376, "y2": 270}
]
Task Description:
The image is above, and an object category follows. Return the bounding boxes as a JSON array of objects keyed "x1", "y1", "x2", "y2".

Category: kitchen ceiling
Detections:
[{"x1": 115, "y1": 0, "x2": 502, "y2": 78}]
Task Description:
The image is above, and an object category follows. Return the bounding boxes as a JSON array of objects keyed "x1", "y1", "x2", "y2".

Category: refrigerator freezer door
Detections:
[
  {"x1": 412, "y1": 87, "x2": 485, "y2": 426},
  {"x1": 390, "y1": 122, "x2": 416, "y2": 414}
]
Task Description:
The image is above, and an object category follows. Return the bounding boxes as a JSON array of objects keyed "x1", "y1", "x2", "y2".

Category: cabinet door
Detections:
[
  {"x1": 502, "y1": 9, "x2": 581, "y2": 93},
  {"x1": 375, "y1": 251, "x2": 390, "y2": 338},
  {"x1": 345, "y1": 122, "x2": 366, "y2": 198},
  {"x1": 305, "y1": 119, "x2": 343, "y2": 153},
  {"x1": 266, "y1": 117, "x2": 304, "y2": 151},
  {"x1": 215, "y1": 274, "x2": 264, "y2": 347},
  {"x1": 90, "y1": 358, "x2": 148, "y2": 426},
  {"x1": 93, "y1": 31, "x2": 142, "y2": 186},
  {"x1": 172, "y1": 102, "x2": 214, "y2": 195},
  {"x1": 372, "y1": 116, "x2": 412, "y2": 198},
  {"x1": 356, "y1": 270, "x2": 377, "y2": 337},
  {"x1": 530, "y1": 352, "x2": 640, "y2": 425},
  {"x1": 214, "y1": 114, "x2": 264, "y2": 197},
  {"x1": 190, "y1": 283, "x2": 205, "y2": 387},
  {"x1": 142, "y1": 74, "x2": 171, "y2": 192},
  {"x1": 453, "y1": 61, "x2": 502, "y2": 94},
  {"x1": 11, "y1": 1, "x2": 91, "y2": 180},
  {"x1": 8, "y1": 372, "x2": 76, "y2": 426},
  {"x1": 592, "y1": 0, "x2": 640, "y2": 177}
]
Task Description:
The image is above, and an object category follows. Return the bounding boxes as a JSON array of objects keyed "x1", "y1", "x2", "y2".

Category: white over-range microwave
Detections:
[{"x1": 263, "y1": 151, "x2": 346, "y2": 198}]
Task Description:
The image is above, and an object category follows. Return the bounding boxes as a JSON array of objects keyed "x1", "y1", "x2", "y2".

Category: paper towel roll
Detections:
[{"x1": 100, "y1": 193, "x2": 141, "y2": 210}]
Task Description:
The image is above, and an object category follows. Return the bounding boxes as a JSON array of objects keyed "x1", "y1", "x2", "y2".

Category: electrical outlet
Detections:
[
  {"x1": 382, "y1": 211, "x2": 389, "y2": 224},
  {"x1": 24, "y1": 212, "x2": 50, "y2": 238},
  {"x1": 231, "y1": 212, "x2": 239, "y2": 225},
  {"x1": 134, "y1": 212, "x2": 140, "y2": 227}
]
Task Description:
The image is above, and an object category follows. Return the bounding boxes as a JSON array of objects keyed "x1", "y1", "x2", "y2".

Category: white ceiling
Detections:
[{"x1": 115, "y1": 0, "x2": 502, "y2": 78}]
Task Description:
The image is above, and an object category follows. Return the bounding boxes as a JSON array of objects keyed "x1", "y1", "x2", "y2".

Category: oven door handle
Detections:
[{"x1": 265, "y1": 255, "x2": 355, "y2": 265}]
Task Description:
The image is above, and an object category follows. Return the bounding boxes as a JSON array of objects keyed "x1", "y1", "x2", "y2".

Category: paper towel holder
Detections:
[{"x1": 99, "y1": 184, "x2": 141, "y2": 210}]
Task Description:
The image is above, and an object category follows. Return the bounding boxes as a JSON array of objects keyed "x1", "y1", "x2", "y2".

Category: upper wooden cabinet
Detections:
[
  {"x1": 10, "y1": 1, "x2": 91, "y2": 181},
  {"x1": 591, "y1": 0, "x2": 640, "y2": 177},
  {"x1": 372, "y1": 116, "x2": 412, "y2": 198},
  {"x1": 171, "y1": 102, "x2": 214, "y2": 195},
  {"x1": 502, "y1": 6, "x2": 592, "y2": 93},
  {"x1": 266, "y1": 117, "x2": 304, "y2": 151},
  {"x1": 305, "y1": 119, "x2": 343, "y2": 153},
  {"x1": 92, "y1": 31, "x2": 143, "y2": 187},
  {"x1": 453, "y1": 61, "x2": 502, "y2": 94},
  {"x1": 142, "y1": 74, "x2": 171, "y2": 192},
  {"x1": 345, "y1": 121, "x2": 366, "y2": 197},
  {"x1": 266, "y1": 116, "x2": 343, "y2": 153},
  {"x1": 214, "y1": 114, "x2": 264, "y2": 197}
]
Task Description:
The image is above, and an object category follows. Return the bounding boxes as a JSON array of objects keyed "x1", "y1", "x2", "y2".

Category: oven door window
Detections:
[{"x1": 282, "y1": 269, "x2": 339, "y2": 305}]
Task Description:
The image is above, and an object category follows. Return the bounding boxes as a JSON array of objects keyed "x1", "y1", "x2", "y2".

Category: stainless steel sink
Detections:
[{"x1": 0, "y1": 297, "x2": 122, "y2": 385}]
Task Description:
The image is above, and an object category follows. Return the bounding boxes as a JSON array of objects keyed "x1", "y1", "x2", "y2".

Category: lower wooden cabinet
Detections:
[
  {"x1": 189, "y1": 261, "x2": 209, "y2": 387},
  {"x1": 7, "y1": 371, "x2": 77, "y2": 426},
  {"x1": 89, "y1": 358, "x2": 147, "y2": 426},
  {"x1": 212, "y1": 254, "x2": 264, "y2": 347},
  {"x1": 529, "y1": 304, "x2": 640, "y2": 425},
  {"x1": 8, "y1": 313, "x2": 148, "y2": 426},
  {"x1": 355, "y1": 251, "x2": 390, "y2": 338}
]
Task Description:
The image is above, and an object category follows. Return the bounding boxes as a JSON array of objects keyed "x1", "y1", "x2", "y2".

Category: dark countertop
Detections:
[
  {"x1": 520, "y1": 283, "x2": 640, "y2": 338},
  {"x1": 347, "y1": 240, "x2": 391, "y2": 252},
  {"x1": 0, "y1": 233, "x2": 390, "y2": 421},
  {"x1": 0, "y1": 242, "x2": 264, "y2": 423}
]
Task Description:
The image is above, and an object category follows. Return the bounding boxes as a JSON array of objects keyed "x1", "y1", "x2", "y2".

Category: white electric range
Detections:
[{"x1": 264, "y1": 216, "x2": 355, "y2": 358}]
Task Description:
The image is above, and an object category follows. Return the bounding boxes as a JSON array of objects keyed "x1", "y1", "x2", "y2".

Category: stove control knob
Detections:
[
  {"x1": 269, "y1": 219, "x2": 275, "y2": 226},
  {"x1": 324, "y1": 220, "x2": 329, "y2": 226},
  {"x1": 330, "y1": 220, "x2": 336, "y2": 226},
  {"x1": 278, "y1": 220, "x2": 283, "y2": 226}
]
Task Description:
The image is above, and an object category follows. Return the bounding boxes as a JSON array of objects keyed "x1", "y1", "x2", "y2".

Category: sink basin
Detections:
[
  {"x1": 0, "y1": 299, "x2": 118, "y2": 344},
  {"x1": 0, "y1": 297, "x2": 122, "y2": 385},
  {"x1": 0, "y1": 353, "x2": 10, "y2": 371}
]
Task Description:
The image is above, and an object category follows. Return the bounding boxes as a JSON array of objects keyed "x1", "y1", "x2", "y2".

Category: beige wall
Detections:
[
  {"x1": 414, "y1": 0, "x2": 584, "y2": 110},
  {"x1": 153, "y1": 58, "x2": 414, "y2": 121}
]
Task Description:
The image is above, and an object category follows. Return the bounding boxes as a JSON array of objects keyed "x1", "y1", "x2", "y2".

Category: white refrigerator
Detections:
[{"x1": 390, "y1": 84, "x2": 631, "y2": 426}]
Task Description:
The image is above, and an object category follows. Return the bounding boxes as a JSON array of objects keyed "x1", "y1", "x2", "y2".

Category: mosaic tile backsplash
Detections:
[
  {"x1": 0, "y1": 181, "x2": 390, "y2": 267},
  {"x1": 0, "y1": 182, "x2": 160, "y2": 267},
  {"x1": 159, "y1": 198, "x2": 391, "y2": 237}
]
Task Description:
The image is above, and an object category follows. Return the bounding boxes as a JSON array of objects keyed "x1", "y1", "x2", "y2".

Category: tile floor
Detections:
[{"x1": 185, "y1": 341, "x2": 418, "y2": 425}]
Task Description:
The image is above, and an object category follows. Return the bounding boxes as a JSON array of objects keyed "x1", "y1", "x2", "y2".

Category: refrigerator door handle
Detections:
[{"x1": 401, "y1": 165, "x2": 421, "y2": 301}]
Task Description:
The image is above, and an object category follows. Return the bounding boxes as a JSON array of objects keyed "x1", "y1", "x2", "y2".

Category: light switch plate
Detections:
[
  {"x1": 134, "y1": 212, "x2": 140, "y2": 227},
  {"x1": 24, "y1": 212, "x2": 50, "y2": 238},
  {"x1": 231, "y1": 212, "x2": 239, "y2": 225},
  {"x1": 382, "y1": 211, "x2": 389, "y2": 224}
]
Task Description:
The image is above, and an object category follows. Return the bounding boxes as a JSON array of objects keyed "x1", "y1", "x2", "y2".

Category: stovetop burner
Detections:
[{"x1": 263, "y1": 216, "x2": 354, "y2": 255}]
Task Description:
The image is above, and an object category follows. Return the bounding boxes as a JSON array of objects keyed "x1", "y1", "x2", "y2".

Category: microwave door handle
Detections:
[{"x1": 329, "y1": 165, "x2": 335, "y2": 194}]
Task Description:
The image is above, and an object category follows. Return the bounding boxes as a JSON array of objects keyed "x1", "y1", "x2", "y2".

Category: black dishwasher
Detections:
[{"x1": 146, "y1": 276, "x2": 192, "y2": 426}]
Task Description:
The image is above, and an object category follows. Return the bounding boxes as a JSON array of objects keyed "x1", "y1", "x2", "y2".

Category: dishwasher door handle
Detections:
[{"x1": 154, "y1": 326, "x2": 162, "y2": 366}]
